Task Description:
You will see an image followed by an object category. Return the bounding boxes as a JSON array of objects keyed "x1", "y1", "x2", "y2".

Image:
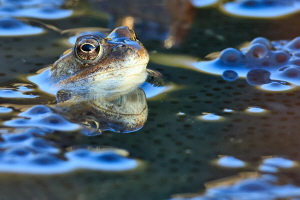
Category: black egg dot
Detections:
[
  {"x1": 97, "y1": 153, "x2": 121, "y2": 163},
  {"x1": 276, "y1": 53, "x2": 288, "y2": 63},
  {"x1": 262, "y1": 61, "x2": 269, "y2": 66},
  {"x1": 81, "y1": 43, "x2": 95, "y2": 52},
  {"x1": 32, "y1": 139, "x2": 49, "y2": 149},
  {"x1": 7, "y1": 133, "x2": 31, "y2": 142},
  {"x1": 8, "y1": 148, "x2": 31, "y2": 156},
  {"x1": 32, "y1": 156, "x2": 60, "y2": 165}
]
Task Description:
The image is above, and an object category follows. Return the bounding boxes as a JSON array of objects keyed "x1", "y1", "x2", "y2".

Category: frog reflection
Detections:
[{"x1": 54, "y1": 87, "x2": 148, "y2": 135}]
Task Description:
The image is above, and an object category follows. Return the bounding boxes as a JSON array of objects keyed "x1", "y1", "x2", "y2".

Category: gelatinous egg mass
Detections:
[
  {"x1": 190, "y1": 0, "x2": 219, "y2": 7},
  {"x1": 0, "y1": 107, "x2": 12, "y2": 113},
  {"x1": 0, "y1": 104, "x2": 140, "y2": 174},
  {"x1": 216, "y1": 156, "x2": 246, "y2": 168},
  {"x1": 246, "y1": 106, "x2": 266, "y2": 113},
  {"x1": 0, "y1": 148, "x2": 139, "y2": 174},
  {"x1": 221, "y1": 0, "x2": 300, "y2": 18},
  {"x1": 0, "y1": 0, "x2": 73, "y2": 37},
  {"x1": 194, "y1": 36, "x2": 300, "y2": 91},
  {"x1": 222, "y1": 70, "x2": 239, "y2": 81},
  {"x1": 171, "y1": 174, "x2": 300, "y2": 200},
  {"x1": 4, "y1": 105, "x2": 80, "y2": 131},
  {"x1": 0, "y1": 17, "x2": 44, "y2": 36},
  {"x1": 198, "y1": 113, "x2": 224, "y2": 121},
  {"x1": 0, "y1": 0, "x2": 73, "y2": 20}
]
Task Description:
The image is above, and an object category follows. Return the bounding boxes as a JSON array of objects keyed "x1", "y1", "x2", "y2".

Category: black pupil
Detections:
[{"x1": 81, "y1": 43, "x2": 95, "y2": 52}]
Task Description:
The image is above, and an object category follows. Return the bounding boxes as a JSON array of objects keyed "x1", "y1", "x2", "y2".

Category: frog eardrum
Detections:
[{"x1": 75, "y1": 35, "x2": 103, "y2": 61}]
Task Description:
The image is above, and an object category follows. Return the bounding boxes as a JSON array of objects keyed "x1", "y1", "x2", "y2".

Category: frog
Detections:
[
  {"x1": 48, "y1": 26, "x2": 151, "y2": 96},
  {"x1": 29, "y1": 26, "x2": 163, "y2": 101}
]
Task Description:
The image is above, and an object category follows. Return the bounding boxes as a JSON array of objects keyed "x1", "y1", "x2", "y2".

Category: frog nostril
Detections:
[{"x1": 81, "y1": 43, "x2": 95, "y2": 52}]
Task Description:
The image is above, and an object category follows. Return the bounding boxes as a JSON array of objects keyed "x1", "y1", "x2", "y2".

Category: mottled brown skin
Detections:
[{"x1": 50, "y1": 26, "x2": 149, "y2": 88}]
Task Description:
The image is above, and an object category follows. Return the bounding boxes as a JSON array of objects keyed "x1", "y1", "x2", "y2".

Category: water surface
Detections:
[{"x1": 0, "y1": 0, "x2": 300, "y2": 200}]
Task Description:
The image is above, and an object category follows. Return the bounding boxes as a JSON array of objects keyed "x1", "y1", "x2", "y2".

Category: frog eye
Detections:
[
  {"x1": 75, "y1": 36, "x2": 103, "y2": 61},
  {"x1": 81, "y1": 43, "x2": 96, "y2": 52}
]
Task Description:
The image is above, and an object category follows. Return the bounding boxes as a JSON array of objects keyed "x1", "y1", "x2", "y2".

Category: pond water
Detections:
[{"x1": 1, "y1": 0, "x2": 300, "y2": 200}]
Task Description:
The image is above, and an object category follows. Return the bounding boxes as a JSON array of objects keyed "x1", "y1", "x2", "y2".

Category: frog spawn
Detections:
[
  {"x1": 0, "y1": 105, "x2": 140, "y2": 174},
  {"x1": 0, "y1": 83, "x2": 37, "y2": 98},
  {"x1": 4, "y1": 105, "x2": 80, "y2": 131},
  {"x1": 0, "y1": 0, "x2": 72, "y2": 20},
  {"x1": 214, "y1": 156, "x2": 296, "y2": 172},
  {"x1": 170, "y1": 173, "x2": 300, "y2": 200},
  {"x1": 195, "y1": 36, "x2": 300, "y2": 91},
  {"x1": 172, "y1": 157, "x2": 300, "y2": 200},
  {"x1": 220, "y1": 0, "x2": 300, "y2": 18},
  {"x1": 190, "y1": 0, "x2": 300, "y2": 18},
  {"x1": 189, "y1": 0, "x2": 219, "y2": 8},
  {"x1": 0, "y1": 17, "x2": 44, "y2": 36},
  {"x1": 0, "y1": 0, "x2": 72, "y2": 36}
]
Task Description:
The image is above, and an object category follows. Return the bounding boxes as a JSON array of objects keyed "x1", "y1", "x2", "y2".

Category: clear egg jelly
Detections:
[{"x1": 194, "y1": 37, "x2": 300, "y2": 91}]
